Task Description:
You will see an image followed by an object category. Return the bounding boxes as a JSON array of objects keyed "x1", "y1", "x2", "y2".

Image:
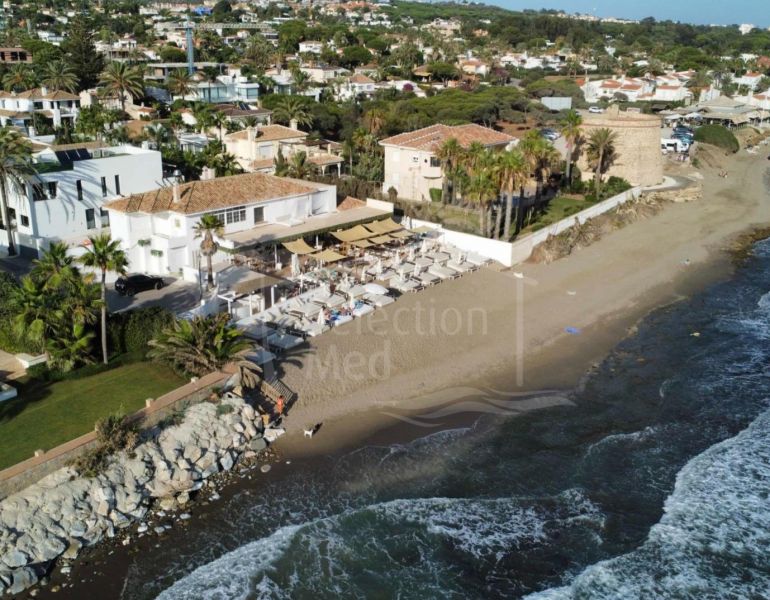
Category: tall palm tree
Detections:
[
  {"x1": 13, "y1": 275, "x2": 52, "y2": 352},
  {"x1": 586, "y1": 128, "x2": 618, "y2": 198},
  {"x1": 211, "y1": 110, "x2": 227, "y2": 141},
  {"x1": 272, "y1": 97, "x2": 313, "y2": 130},
  {"x1": 466, "y1": 170, "x2": 497, "y2": 237},
  {"x1": 78, "y1": 234, "x2": 128, "y2": 365},
  {"x1": 148, "y1": 313, "x2": 259, "y2": 379},
  {"x1": 560, "y1": 109, "x2": 583, "y2": 185},
  {"x1": 210, "y1": 151, "x2": 243, "y2": 177},
  {"x1": 99, "y1": 62, "x2": 145, "y2": 112},
  {"x1": 166, "y1": 69, "x2": 195, "y2": 99},
  {"x1": 192, "y1": 102, "x2": 214, "y2": 134},
  {"x1": 493, "y1": 149, "x2": 528, "y2": 240},
  {"x1": 286, "y1": 151, "x2": 317, "y2": 180},
  {"x1": 0, "y1": 128, "x2": 35, "y2": 256},
  {"x1": 41, "y1": 60, "x2": 79, "y2": 93},
  {"x1": 194, "y1": 214, "x2": 222, "y2": 290},
  {"x1": 290, "y1": 67, "x2": 311, "y2": 93},
  {"x1": 435, "y1": 137, "x2": 464, "y2": 204},
  {"x1": 2, "y1": 64, "x2": 36, "y2": 92}
]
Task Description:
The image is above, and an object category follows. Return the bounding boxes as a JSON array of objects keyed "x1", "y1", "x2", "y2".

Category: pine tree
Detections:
[{"x1": 61, "y1": 16, "x2": 104, "y2": 90}]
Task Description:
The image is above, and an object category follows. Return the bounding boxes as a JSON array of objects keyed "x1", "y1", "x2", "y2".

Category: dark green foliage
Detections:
[
  {"x1": 216, "y1": 403, "x2": 235, "y2": 416},
  {"x1": 429, "y1": 188, "x2": 442, "y2": 203},
  {"x1": 60, "y1": 16, "x2": 104, "y2": 90},
  {"x1": 694, "y1": 125, "x2": 740, "y2": 153},
  {"x1": 107, "y1": 306, "x2": 175, "y2": 357},
  {"x1": 586, "y1": 176, "x2": 633, "y2": 202},
  {"x1": 70, "y1": 413, "x2": 139, "y2": 477}
]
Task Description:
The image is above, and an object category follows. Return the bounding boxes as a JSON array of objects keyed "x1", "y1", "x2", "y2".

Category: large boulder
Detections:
[{"x1": 8, "y1": 567, "x2": 37, "y2": 595}]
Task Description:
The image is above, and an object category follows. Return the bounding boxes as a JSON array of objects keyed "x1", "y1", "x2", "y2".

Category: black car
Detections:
[{"x1": 115, "y1": 274, "x2": 165, "y2": 296}]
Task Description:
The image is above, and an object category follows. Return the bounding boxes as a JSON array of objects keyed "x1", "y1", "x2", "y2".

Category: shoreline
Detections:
[{"x1": 32, "y1": 149, "x2": 770, "y2": 599}]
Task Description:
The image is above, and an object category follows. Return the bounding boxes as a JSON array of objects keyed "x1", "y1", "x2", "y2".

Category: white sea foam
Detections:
[
  {"x1": 158, "y1": 490, "x2": 604, "y2": 599},
  {"x1": 526, "y1": 408, "x2": 770, "y2": 600}
]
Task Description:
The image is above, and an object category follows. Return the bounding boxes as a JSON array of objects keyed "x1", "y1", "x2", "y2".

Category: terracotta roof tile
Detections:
[
  {"x1": 349, "y1": 73, "x2": 375, "y2": 84},
  {"x1": 380, "y1": 123, "x2": 514, "y2": 151},
  {"x1": 225, "y1": 124, "x2": 307, "y2": 143},
  {"x1": 105, "y1": 172, "x2": 315, "y2": 215},
  {"x1": 338, "y1": 196, "x2": 365, "y2": 210}
]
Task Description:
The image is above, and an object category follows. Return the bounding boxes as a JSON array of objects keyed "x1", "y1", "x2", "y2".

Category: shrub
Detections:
[
  {"x1": 429, "y1": 188, "x2": 442, "y2": 203},
  {"x1": 70, "y1": 413, "x2": 139, "y2": 477},
  {"x1": 694, "y1": 125, "x2": 739, "y2": 153},
  {"x1": 108, "y1": 306, "x2": 174, "y2": 357},
  {"x1": 216, "y1": 403, "x2": 234, "y2": 416}
]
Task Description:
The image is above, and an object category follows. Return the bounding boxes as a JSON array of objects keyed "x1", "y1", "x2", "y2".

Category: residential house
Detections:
[
  {"x1": 105, "y1": 172, "x2": 338, "y2": 275},
  {"x1": 380, "y1": 124, "x2": 516, "y2": 202},
  {"x1": 0, "y1": 143, "x2": 163, "y2": 257},
  {"x1": 0, "y1": 47, "x2": 32, "y2": 64},
  {"x1": 0, "y1": 87, "x2": 80, "y2": 133},
  {"x1": 336, "y1": 73, "x2": 376, "y2": 100},
  {"x1": 735, "y1": 71, "x2": 764, "y2": 91},
  {"x1": 224, "y1": 125, "x2": 343, "y2": 175},
  {"x1": 298, "y1": 41, "x2": 324, "y2": 55},
  {"x1": 300, "y1": 64, "x2": 351, "y2": 84},
  {"x1": 459, "y1": 58, "x2": 490, "y2": 78}
]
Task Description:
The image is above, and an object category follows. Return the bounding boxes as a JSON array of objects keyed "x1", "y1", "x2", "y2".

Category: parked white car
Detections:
[{"x1": 588, "y1": 106, "x2": 604, "y2": 114}]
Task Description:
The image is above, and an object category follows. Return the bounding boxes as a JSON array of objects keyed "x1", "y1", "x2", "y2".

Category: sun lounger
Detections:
[
  {"x1": 390, "y1": 277, "x2": 422, "y2": 293},
  {"x1": 466, "y1": 252, "x2": 490, "y2": 266},
  {"x1": 364, "y1": 293, "x2": 395, "y2": 307},
  {"x1": 428, "y1": 264, "x2": 457, "y2": 280},
  {"x1": 352, "y1": 302, "x2": 376, "y2": 317},
  {"x1": 266, "y1": 331, "x2": 304, "y2": 351},
  {"x1": 413, "y1": 257, "x2": 433, "y2": 270},
  {"x1": 331, "y1": 313, "x2": 354, "y2": 327},
  {"x1": 296, "y1": 321, "x2": 329, "y2": 337},
  {"x1": 446, "y1": 259, "x2": 472, "y2": 273},
  {"x1": 426, "y1": 251, "x2": 451, "y2": 265},
  {"x1": 342, "y1": 284, "x2": 368, "y2": 300},
  {"x1": 287, "y1": 302, "x2": 323, "y2": 320},
  {"x1": 316, "y1": 294, "x2": 347, "y2": 309},
  {"x1": 238, "y1": 319, "x2": 273, "y2": 341},
  {"x1": 413, "y1": 271, "x2": 441, "y2": 286}
]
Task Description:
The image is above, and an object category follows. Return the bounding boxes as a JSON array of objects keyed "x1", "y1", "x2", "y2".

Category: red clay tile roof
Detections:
[
  {"x1": 105, "y1": 172, "x2": 315, "y2": 215},
  {"x1": 349, "y1": 73, "x2": 375, "y2": 84},
  {"x1": 338, "y1": 196, "x2": 366, "y2": 210},
  {"x1": 379, "y1": 123, "x2": 514, "y2": 151},
  {"x1": 225, "y1": 124, "x2": 307, "y2": 143}
]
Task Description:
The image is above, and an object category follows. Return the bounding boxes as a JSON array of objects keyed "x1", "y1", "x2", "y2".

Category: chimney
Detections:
[
  {"x1": 201, "y1": 166, "x2": 216, "y2": 181},
  {"x1": 172, "y1": 179, "x2": 180, "y2": 204},
  {"x1": 289, "y1": 118, "x2": 298, "y2": 131},
  {"x1": 40, "y1": 85, "x2": 48, "y2": 96},
  {"x1": 247, "y1": 126, "x2": 256, "y2": 142}
]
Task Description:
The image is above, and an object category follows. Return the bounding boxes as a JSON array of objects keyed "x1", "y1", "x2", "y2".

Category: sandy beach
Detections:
[{"x1": 278, "y1": 150, "x2": 770, "y2": 456}]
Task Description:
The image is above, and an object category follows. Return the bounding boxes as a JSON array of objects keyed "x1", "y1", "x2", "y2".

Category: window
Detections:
[
  {"x1": 253, "y1": 207, "x2": 264, "y2": 223},
  {"x1": 114, "y1": 175, "x2": 121, "y2": 196},
  {"x1": 208, "y1": 207, "x2": 247, "y2": 226},
  {"x1": 76, "y1": 180, "x2": 83, "y2": 201},
  {"x1": 412, "y1": 156, "x2": 419, "y2": 163},
  {"x1": 20, "y1": 215, "x2": 29, "y2": 227},
  {"x1": 30, "y1": 183, "x2": 45, "y2": 202},
  {"x1": 430, "y1": 156, "x2": 441, "y2": 167},
  {"x1": 47, "y1": 182, "x2": 57, "y2": 198},
  {"x1": 100, "y1": 208, "x2": 110, "y2": 227},
  {"x1": 85, "y1": 208, "x2": 95, "y2": 230},
  {"x1": 101, "y1": 176, "x2": 107, "y2": 197}
]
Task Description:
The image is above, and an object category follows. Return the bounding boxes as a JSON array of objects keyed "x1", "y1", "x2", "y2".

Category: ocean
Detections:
[{"x1": 75, "y1": 239, "x2": 770, "y2": 599}]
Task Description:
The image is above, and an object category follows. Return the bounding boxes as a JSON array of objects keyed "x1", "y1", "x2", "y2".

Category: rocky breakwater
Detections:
[{"x1": 0, "y1": 394, "x2": 284, "y2": 596}]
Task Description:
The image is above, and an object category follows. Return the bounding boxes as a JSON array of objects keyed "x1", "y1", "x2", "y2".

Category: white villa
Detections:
[
  {"x1": 105, "y1": 172, "x2": 342, "y2": 276},
  {"x1": 0, "y1": 87, "x2": 80, "y2": 133},
  {"x1": 0, "y1": 143, "x2": 162, "y2": 258},
  {"x1": 224, "y1": 125, "x2": 343, "y2": 176},
  {"x1": 380, "y1": 124, "x2": 516, "y2": 202}
]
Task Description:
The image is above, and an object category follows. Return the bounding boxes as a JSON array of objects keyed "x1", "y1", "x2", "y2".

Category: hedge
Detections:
[
  {"x1": 694, "y1": 125, "x2": 740, "y2": 153},
  {"x1": 107, "y1": 306, "x2": 175, "y2": 357}
]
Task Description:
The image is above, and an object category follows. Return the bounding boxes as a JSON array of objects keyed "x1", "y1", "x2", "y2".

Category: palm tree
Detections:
[
  {"x1": 13, "y1": 276, "x2": 51, "y2": 351},
  {"x1": 272, "y1": 97, "x2": 313, "y2": 130},
  {"x1": 210, "y1": 152, "x2": 243, "y2": 177},
  {"x1": 148, "y1": 313, "x2": 259, "y2": 379},
  {"x1": 211, "y1": 110, "x2": 227, "y2": 141},
  {"x1": 192, "y1": 102, "x2": 214, "y2": 134},
  {"x1": 0, "y1": 128, "x2": 35, "y2": 256},
  {"x1": 99, "y1": 62, "x2": 145, "y2": 112},
  {"x1": 46, "y1": 321, "x2": 95, "y2": 373},
  {"x1": 560, "y1": 109, "x2": 583, "y2": 185},
  {"x1": 31, "y1": 241, "x2": 81, "y2": 291},
  {"x1": 166, "y1": 69, "x2": 195, "y2": 99},
  {"x1": 2, "y1": 64, "x2": 35, "y2": 92},
  {"x1": 434, "y1": 137, "x2": 464, "y2": 204},
  {"x1": 466, "y1": 171, "x2": 497, "y2": 237},
  {"x1": 79, "y1": 234, "x2": 128, "y2": 365},
  {"x1": 493, "y1": 149, "x2": 528, "y2": 240},
  {"x1": 363, "y1": 108, "x2": 386, "y2": 136},
  {"x1": 286, "y1": 151, "x2": 317, "y2": 180},
  {"x1": 194, "y1": 214, "x2": 222, "y2": 289},
  {"x1": 290, "y1": 67, "x2": 311, "y2": 93},
  {"x1": 41, "y1": 60, "x2": 79, "y2": 93},
  {"x1": 586, "y1": 128, "x2": 618, "y2": 198}
]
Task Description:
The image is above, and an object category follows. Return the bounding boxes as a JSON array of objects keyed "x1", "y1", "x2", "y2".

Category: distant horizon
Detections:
[{"x1": 484, "y1": 1, "x2": 768, "y2": 29}]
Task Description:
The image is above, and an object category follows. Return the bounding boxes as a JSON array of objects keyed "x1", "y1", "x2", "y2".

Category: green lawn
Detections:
[
  {"x1": 0, "y1": 362, "x2": 185, "y2": 470},
  {"x1": 519, "y1": 196, "x2": 597, "y2": 235}
]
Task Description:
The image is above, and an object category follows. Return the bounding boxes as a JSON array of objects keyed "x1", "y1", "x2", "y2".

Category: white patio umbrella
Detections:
[
  {"x1": 413, "y1": 263, "x2": 420, "y2": 277},
  {"x1": 348, "y1": 297, "x2": 356, "y2": 309},
  {"x1": 393, "y1": 251, "x2": 402, "y2": 266},
  {"x1": 317, "y1": 309, "x2": 325, "y2": 325},
  {"x1": 375, "y1": 258, "x2": 383, "y2": 276},
  {"x1": 408, "y1": 246, "x2": 415, "y2": 261},
  {"x1": 364, "y1": 282, "x2": 388, "y2": 296},
  {"x1": 291, "y1": 253, "x2": 300, "y2": 277},
  {"x1": 420, "y1": 238, "x2": 430, "y2": 254}
]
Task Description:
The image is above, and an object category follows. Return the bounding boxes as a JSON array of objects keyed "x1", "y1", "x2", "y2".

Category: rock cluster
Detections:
[{"x1": 0, "y1": 394, "x2": 284, "y2": 595}]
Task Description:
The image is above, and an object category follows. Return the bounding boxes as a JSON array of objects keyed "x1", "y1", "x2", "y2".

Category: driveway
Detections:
[
  {"x1": 0, "y1": 255, "x2": 33, "y2": 280},
  {"x1": 108, "y1": 277, "x2": 201, "y2": 314}
]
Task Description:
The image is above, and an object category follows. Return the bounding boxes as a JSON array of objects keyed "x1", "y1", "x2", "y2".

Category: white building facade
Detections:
[{"x1": 0, "y1": 144, "x2": 163, "y2": 257}]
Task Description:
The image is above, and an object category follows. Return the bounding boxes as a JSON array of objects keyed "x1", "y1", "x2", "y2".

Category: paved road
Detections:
[
  {"x1": 107, "y1": 278, "x2": 201, "y2": 314},
  {"x1": 0, "y1": 255, "x2": 33, "y2": 280}
]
